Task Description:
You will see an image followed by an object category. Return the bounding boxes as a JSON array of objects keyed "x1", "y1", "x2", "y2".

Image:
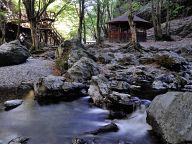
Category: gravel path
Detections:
[{"x1": 0, "y1": 58, "x2": 54, "y2": 88}]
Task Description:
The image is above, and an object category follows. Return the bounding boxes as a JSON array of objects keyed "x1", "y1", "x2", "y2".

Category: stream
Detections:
[{"x1": 0, "y1": 91, "x2": 161, "y2": 144}]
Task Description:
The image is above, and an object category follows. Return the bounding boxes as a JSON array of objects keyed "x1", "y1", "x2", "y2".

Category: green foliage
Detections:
[
  {"x1": 170, "y1": 3, "x2": 185, "y2": 18},
  {"x1": 48, "y1": 0, "x2": 79, "y2": 39},
  {"x1": 132, "y1": 1, "x2": 142, "y2": 11},
  {"x1": 85, "y1": 10, "x2": 97, "y2": 40},
  {"x1": 55, "y1": 57, "x2": 68, "y2": 72},
  {"x1": 0, "y1": 11, "x2": 6, "y2": 17},
  {"x1": 55, "y1": 41, "x2": 73, "y2": 72}
]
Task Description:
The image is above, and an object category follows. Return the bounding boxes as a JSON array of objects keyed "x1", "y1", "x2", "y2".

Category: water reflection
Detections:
[{"x1": 0, "y1": 93, "x2": 160, "y2": 144}]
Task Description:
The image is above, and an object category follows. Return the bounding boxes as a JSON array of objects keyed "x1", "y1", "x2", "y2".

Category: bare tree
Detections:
[
  {"x1": 165, "y1": 0, "x2": 170, "y2": 36},
  {"x1": 151, "y1": 0, "x2": 163, "y2": 40},
  {"x1": 0, "y1": 1, "x2": 7, "y2": 44},
  {"x1": 22, "y1": 0, "x2": 55, "y2": 50},
  {"x1": 78, "y1": 0, "x2": 85, "y2": 44},
  {"x1": 0, "y1": 19, "x2": 5, "y2": 45},
  {"x1": 83, "y1": 19, "x2": 86, "y2": 44},
  {"x1": 16, "y1": 0, "x2": 21, "y2": 39},
  {"x1": 96, "y1": 0, "x2": 101, "y2": 44}
]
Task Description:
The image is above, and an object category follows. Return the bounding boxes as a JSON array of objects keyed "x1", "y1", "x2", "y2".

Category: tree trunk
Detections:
[
  {"x1": 0, "y1": 22, "x2": 5, "y2": 45},
  {"x1": 78, "y1": 0, "x2": 85, "y2": 44},
  {"x1": 156, "y1": 0, "x2": 163, "y2": 39},
  {"x1": 16, "y1": 0, "x2": 21, "y2": 39},
  {"x1": 165, "y1": 0, "x2": 170, "y2": 36},
  {"x1": 83, "y1": 19, "x2": 86, "y2": 44},
  {"x1": 30, "y1": 20, "x2": 38, "y2": 50},
  {"x1": 128, "y1": 0, "x2": 137, "y2": 48},
  {"x1": 106, "y1": 2, "x2": 111, "y2": 21},
  {"x1": 0, "y1": 13, "x2": 6, "y2": 45},
  {"x1": 151, "y1": 0, "x2": 163, "y2": 40},
  {"x1": 96, "y1": 0, "x2": 101, "y2": 44},
  {"x1": 22, "y1": 0, "x2": 55, "y2": 49},
  {"x1": 151, "y1": 0, "x2": 158, "y2": 40}
]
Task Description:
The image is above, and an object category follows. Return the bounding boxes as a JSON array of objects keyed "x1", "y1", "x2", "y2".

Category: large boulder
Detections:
[
  {"x1": 0, "y1": 40, "x2": 30, "y2": 66},
  {"x1": 64, "y1": 57, "x2": 100, "y2": 84},
  {"x1": 155, "y1": 73, "x2": 188, "y2": 90},
  {"x1": 136, "y1": 2, "x2": 153, "y2": 22},
  {"x1": 147, "y1": 16, "x2": 192, "y2": 40},
  {"x1": 114, "y1": 53, "x2": 139, "y2": 66},
  {"x1": 88, "y1": 75, "x2": 110, "y2": 107},
  {"x1": 174, "y1": 45, "x2": 192, "y2": 62},
  {"x1": 147, "y1": 92, "x2": 192, "y2": 144},
  {"x1": 97, "y1": 52, "x2": 114, "y2": 64},
  {"x1": 34, "y1": 75, "x2": 87, "y2": 103},
  {"x1": 55, "y1": 40, "x2": 96, "y2": 73},
  {"x1": 68, "y1": 45, "x2": 96, "y2": 68},
  {"x1": 105, "y1": 65, "x2": 170, "y2": 99},
  {"x1": 136, "y1": 1, "x2": 192, "y2": 23},
  {"x1": 55, "y1": 40, "x2": 72, "y2": 71},
  {"x1": 155, "y1": 51, "x2": 187, "y2": 71},
  {"x1": 88, "y1": 75, "x2": 137, "y2": 113},
  {"x1": 110, "y1": 80, "x2": 130, "y2": 93}
]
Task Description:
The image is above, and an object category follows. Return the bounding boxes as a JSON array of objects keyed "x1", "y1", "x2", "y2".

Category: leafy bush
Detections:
[
  {"x1": 132, "y1": 2, "x2": 142, "y2": 11},
  {"x1": 170, "y1": 3, "x2": 185, "y2": 18}
]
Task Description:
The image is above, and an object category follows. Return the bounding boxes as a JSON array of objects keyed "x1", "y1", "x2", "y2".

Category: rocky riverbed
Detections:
[
  {"x1": 34, "y1": 39, "x2": 192, "y2": 143},
  {"x1": 0, "y1": 39, "x2": 192, "y2": 143},
  {"x1": 0, "y1": 40, "x2": 54, "y2": 102}
]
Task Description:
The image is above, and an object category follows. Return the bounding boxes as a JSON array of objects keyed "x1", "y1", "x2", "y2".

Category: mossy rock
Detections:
[{"x1": 55, "y1": 40, "x2": 73, "y2": 73}]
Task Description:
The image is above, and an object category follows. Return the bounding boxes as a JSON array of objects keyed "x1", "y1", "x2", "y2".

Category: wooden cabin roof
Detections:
[{"x1": 107, "y1": 12, "x2": 150, "y2": 24}]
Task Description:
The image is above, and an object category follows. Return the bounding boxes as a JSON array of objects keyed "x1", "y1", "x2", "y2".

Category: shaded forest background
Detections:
[{"x1": 0, "y1": 0, "x2": 192, "y2": 45}]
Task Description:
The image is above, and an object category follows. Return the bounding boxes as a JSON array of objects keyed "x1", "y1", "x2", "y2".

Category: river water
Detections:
[{"x1": 0, "y1": 91, "x2": 161, "y2": 144}]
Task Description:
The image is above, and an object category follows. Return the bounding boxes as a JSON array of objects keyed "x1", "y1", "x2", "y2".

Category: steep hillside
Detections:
[
  {"x1": 147, "y1": 16, "x2": 192, "y2": 40},
  {"x1": 114, "y1": 0, "x2": 192, "y2": 22}
]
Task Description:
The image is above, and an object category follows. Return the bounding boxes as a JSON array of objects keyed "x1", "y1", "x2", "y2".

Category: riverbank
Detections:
[
  {"x1": 0, "y1": 58, "x2": 54, "y2": 102},
  {"x1": 0, "y1": 38, "x2": 191, "y2": 143}
]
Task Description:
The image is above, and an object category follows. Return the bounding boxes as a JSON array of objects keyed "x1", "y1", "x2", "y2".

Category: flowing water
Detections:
[{"x1": 0, "y1": 91, "x2": 160, "y2": 144}]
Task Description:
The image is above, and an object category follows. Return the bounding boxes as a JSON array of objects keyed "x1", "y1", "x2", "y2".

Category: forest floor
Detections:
[
  {"x1": 1, "y1": 38, "x2": 191, "y2": 90},
  {"x1": 0, "y1": 37, "x2": 191, "y2": 102},
  {"x1": 140, "y1": 38, "x2": 192, "y2": 50},
  {"x1": 105, "y1": 38, "x2": 192, "y2": 50}
]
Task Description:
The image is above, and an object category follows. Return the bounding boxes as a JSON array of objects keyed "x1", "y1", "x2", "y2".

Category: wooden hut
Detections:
[
  {"x1": 5, "y1": 12, "x2": 63, "y2": 46},
  {"x1": 5, "y1": 22, "x2": 31, "y2": 42},
  {"x1": 107, "y1": 13, "x2": 151, "y2": 42}
]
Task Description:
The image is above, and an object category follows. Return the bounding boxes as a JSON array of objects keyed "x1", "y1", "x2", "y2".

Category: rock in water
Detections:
[
  {"x1": 8, "y1": 137, "x2": 29, "y2": 144},
  {"x1": 35, "y1": 75, "x2": 87, "y2": 103},
  {"x1": 88, "y1": 75, "x2": 137, "y2": 113},
  {"x1": 86, "y1": 123, "x2": 119, "y2": 135},
  {"x1": 0, "y1": 40, "x2": 30, "y2": 66},
  {"x1": 108, "y1": 111, "x2": 127, "y2": 120},
  {"x1": 4, "y1": 99, "x2": 23, "y2": 110},
  {"x1": 88, "y1": 74, "x2": 111, "y2": 107},
  {"x1": 147, "y1": 92, "x2": 192, "y2": 144},
  {"x1": 17, "y1": 81, "x2": 34, "y2": 96},
  {"x1": 72, "y1": 138, "x2": 87, "y2": 144}
]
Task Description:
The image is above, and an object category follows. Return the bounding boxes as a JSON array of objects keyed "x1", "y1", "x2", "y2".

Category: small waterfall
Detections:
[{"x1": 116, "y1": 105, "x2": 152, "y2": 136}]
